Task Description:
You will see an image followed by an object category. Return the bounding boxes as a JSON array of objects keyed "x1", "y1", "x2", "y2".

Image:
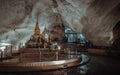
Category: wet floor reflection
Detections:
[{"x1": 0, "y1": 66, "x2": 89, "y2": 75}]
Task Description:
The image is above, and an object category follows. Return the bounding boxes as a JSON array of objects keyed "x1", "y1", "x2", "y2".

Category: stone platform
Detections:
[
  {"x1": 0, "y1": 58, "x2": 82, "y2": 72},
  {"x1": 0, "y1": 48, "x2": 89, "y2": 72}
]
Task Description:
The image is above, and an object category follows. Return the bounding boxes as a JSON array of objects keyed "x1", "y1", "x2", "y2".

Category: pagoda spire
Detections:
[
  {"x1": 44, "y1": 24, "x2": 47, "y2": 33},
  {"x1": 34, "y1": 15, "x2": 40, "y2": 35}
]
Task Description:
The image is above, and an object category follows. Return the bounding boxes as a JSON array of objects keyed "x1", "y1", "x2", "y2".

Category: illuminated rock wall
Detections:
[{"x1": 0, "y1": 0, "x2": 120, "y2": 47}]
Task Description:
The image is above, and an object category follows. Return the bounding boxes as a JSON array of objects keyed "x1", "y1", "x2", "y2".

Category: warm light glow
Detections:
[
  {"x1": 52, "y1": 60, "x2": 66, "y2": 65},
  {"x1": 58, "y1": 46, "x2": 61, "y2": 50}
]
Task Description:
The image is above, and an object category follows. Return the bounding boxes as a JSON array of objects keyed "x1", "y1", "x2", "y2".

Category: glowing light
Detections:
[
  {"x1": 0, "y1": 46, "x2": 6, "y2": 51},
  {"x1": 0, "y1": 42, "x2": 11, "y2": 51},
  {"x1": 52, "y1": 60, "x2": 66, "y2": 65},
  {"x1": 58, "y1": 46, "x2": 61, "y2": 50},
  {"x1": 79, "y1": 34, "x2": 85, "y2": 40}
]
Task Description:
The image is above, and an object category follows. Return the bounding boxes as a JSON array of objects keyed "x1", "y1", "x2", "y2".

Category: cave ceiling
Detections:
[{"x1": 0, "y1": 0, "x2": 120, "y2": 46}]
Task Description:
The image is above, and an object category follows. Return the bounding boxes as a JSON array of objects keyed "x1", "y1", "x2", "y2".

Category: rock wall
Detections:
[
  {"x1": 0, "y1": 0, "x2": 120, "y2": 47},
  {"x1": 112, "y1": 21, "x2": 120, "y2": 50}
]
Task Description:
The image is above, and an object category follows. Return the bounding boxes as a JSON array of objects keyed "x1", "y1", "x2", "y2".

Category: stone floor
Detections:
[
  {"x1": 84, "y1": 54, "x2": 120, "y2": 75},
  {"x1": 0, "y1": 52, "x2": 120, "y2": 75}
]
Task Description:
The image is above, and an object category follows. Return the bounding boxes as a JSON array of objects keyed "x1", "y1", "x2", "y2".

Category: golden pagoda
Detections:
[
  {"x1": 34, "y1": 16, "x2": 40, "y2": 35},
  {"x1": 25, "y1": 16, "x2": 51, "y2": 48}
]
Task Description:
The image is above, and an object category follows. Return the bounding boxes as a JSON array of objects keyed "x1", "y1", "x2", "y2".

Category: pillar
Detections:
[
  {"x1": 76, "y1": 48, "x2": 78, "y2": 57},
  {"x1": 19, "y1": 52, "x2": 21, "y2": 63},
  {"x1": 39, "y1": 51, "x2": 41, "y2": 62},
  {"x1": 0, "y1": 51, "x2": 3, "y2": 62},
  {"x1": 10, "y1": 45, "x2": 12, "y2": 56},
  {"x1": 68, "y1": 49, "x2": 70, "y2": 59},
  {"x1": 56, "y1": 51, "x2": 58, "y2": 60}
]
